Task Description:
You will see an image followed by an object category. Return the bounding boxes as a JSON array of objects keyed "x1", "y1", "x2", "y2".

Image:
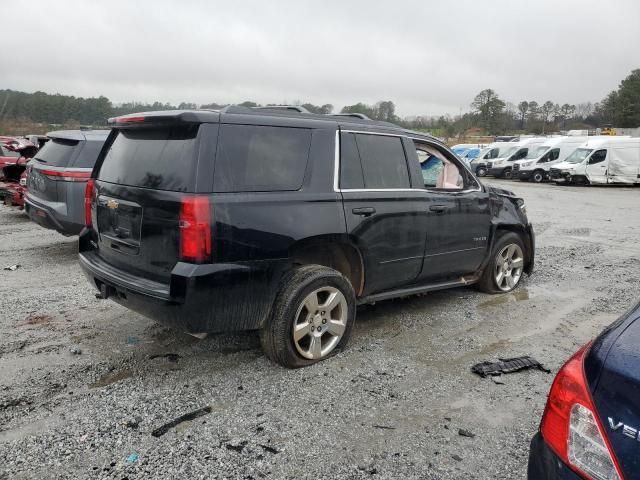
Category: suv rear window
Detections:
[
  {"x1": 72, "y1": 140, "x2": 105, "y2": 168},
  {"x1": 98, "y1": 126, "x2": 199, "y2": 192},
  {"x1": 214, "y1": 124, "x2": 311, "y2": 192},
  {"x1": 33, "y1": 138, "x2": 79, "y2": 167},
  {"x1": 354, "y1": 134, "x2": 410, "y2": 189}
]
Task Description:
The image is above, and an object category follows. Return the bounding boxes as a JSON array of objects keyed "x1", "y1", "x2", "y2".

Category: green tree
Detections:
[
  {"x1": 540, "y1": 101, "x2": 555, "y2": 133},
  {"x1": 599, "y1": 69, "x2": 640, "y2": 127},
  {"x1": 517, "y1": 101, "x2": 529, "y2": 129},
  {"x1": 471, "y1": 89, "x2": 505, "y2": 134}
]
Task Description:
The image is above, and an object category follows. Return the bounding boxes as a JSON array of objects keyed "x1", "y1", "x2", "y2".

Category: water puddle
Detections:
[
  {"x1": 90, "y1": 369, "x2": 134, "y2": 388},
  {"x1": 477, "y1": 289, "x2": 530, "y2": 308}
]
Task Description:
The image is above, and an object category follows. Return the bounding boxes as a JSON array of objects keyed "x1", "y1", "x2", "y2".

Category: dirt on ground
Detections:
[{"x1": 1, "y1": 180, "x2": 639, "y2": 479}]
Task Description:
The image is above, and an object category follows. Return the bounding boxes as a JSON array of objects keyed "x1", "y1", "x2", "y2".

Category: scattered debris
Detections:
[
  {"x1": 458, "y1": 429, "x2": 475, "y2": 438},
  {"x1": 70, "y1": 347, "x2": 82, "y2": 355},
  {"x1": 125, "y1": 417, "x2": 141, "y2": 429},
  {"x1": 3, "y1": 264, "x2": 20, "y2": 271},
  {"x1": 372, "y1": 425, "x2": 396, "y2": 430},
  {"x1": 451, "y1": 454, "x2": 463, "y2": 462},
  {"x1": 225, "y1": 441, "x2": 247, "y2": 453},
  {"x1": 126, "y1": 453, "x2": 139, "y2": 463},
  {"x1": 259, "y1": 444, "x2": 279, "y2": 455},
  {"x1": 471, "y1": 356, "x2": 550, "y2": 378},
  {"x1": 24, "y1": 314, "x2": 52, "y2": 326},
  {"x1": 90, "y1": 369, "x2": 134, "y2": 389},
  {"x1": 126, "y1": 336, "x2": 141, "y2": 346},
  {"x1": 151, "y1": 406, "x2": 212, "y2": 437},
  {"x1": 149, "y1": 353, "x2": 180, "y2": 363},
  {"x1": 491, "y1": 375, "x2": 505, "y2": 385}
]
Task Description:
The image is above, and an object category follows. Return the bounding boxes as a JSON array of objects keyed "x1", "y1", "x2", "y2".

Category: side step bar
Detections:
[{"x1": 357, "y1": 274, "x2": 480, "y2": 305}]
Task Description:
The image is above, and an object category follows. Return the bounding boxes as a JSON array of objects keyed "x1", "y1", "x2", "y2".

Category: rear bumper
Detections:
[
  {"x1": 78, "y1": 241, "x2": 288, "y2": 334},
  {"x1": 24, "y1": 195, "x2": 82, "y2": 236},
  {"x1": 528, "y1": 433, "x2": 582, "y2": 479}
]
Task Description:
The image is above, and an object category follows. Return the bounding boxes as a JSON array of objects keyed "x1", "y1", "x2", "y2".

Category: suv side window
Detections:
[
  {"x1": 588, "y1": 149, "x2": 607, "y2": 164},
  {"x1": 214, "y1": 124, "x2": 312, "y2": 192},
  {"x1": 353, "y1": 134, "x2": 410, "y2": 189},
  {"x1": 339, "y1": 132, "x2": 364, "y2": 189},
  {"x1": 513, "y1": 148, "x2": 527, "y2": 160}
]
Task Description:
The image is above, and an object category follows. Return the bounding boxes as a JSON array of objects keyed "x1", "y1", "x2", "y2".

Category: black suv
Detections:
[{"x1": 79, "y1": 107, "x2": 534, "y2": 368}]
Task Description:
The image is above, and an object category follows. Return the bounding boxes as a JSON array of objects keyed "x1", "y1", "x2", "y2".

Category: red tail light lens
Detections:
[
  {"x1": 84, "y1": 179, "x2": 95, "y2": 226},
  {"x1": 41, "y1": 169, "x2": 91, "y2": 182},
  {"x1": 180, "y1": 196, "x2": 211, "y2": 263},
  {"x1": 541, "y1": 343, "x2": 624, "y2": 480}
]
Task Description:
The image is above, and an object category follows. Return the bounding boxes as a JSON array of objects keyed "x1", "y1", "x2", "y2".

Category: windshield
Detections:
[
  {"x1": 525, "y1": 146, "x2": 549, "y2": 159},
  {"x1": 497, "y1": 146, "x2": 517, "y2": 158},
  {"x1": 464, "y1": 148, "x2": 480, "y2": 159},
  {"x1": 564, "y1": 148, "x2": 593, "y2": 164},
  {"x1": 452, "y1": 147, "x2": 469, "y2": 155}
]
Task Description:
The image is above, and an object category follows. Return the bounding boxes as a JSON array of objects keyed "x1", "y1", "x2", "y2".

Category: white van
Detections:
[
  {"x1": 513, "y1": 136, "x2": 589, "y2": 182},
  {"x1": 549, "y1": 138, "x2": 640, "y2": 185},
  {"x1": 486, "y1": 137, "x2": 547, "y2": 179},
  {"x1": 469, "y1": 142, "x2": 513, "y2": 177}
]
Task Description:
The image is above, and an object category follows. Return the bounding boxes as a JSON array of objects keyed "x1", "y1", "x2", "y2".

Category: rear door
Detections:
[
  {"x1": 93, "y1": 124, "x2": 207, "y2": 283},
  {"x1": 339, "y1": 131, "x2": 427, "y2": 295}
]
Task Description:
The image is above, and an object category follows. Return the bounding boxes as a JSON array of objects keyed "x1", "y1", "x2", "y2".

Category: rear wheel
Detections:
[
  {"x1": 532, "y1": 170, "x2": 545, "y2": 183},
  {"x1": 260, "y1": 265, "x2": 356, "y2": 368},
  {"x1": 476, "y1": 166, "x2": 487, "y2": 177},
  {"x1": 477, "y1": 232, "x2": 526, "y2": 294},
  {"x1": 502, "y1": 168, "x2": 513, "y2": 179}
]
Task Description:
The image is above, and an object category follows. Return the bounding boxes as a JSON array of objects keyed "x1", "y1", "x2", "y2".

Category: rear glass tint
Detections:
[
  {"x1": 98, "y1": 126, "x2": 199, "y2": 192},
  {"x1": 72, "y1": 140, "x2": 105, "y2": 168},
  {"x1": 354, "y1": 134, "x2": 410, "y2": 189},
  {"x1": 34, "y1": 138, "x2": 79, "y2": 167},
  {"x1": 214, "y1": 124, "x2": 311, "y2": 192}
]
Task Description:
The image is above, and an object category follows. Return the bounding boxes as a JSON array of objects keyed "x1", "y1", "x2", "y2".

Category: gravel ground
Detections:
[{"x1": 1, "y1": 180, "x2": 639, "y2": 479}]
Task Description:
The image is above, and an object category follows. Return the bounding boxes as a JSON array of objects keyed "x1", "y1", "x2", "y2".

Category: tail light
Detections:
[
  {"x1": 179, "y1": 196, "x2": 211, "y2": 263},
  {"x1": 541, "y1": 343, "x2": 624, "y2": 480},
  {"x1": 41, "y1": 169, "x2": 91, "y2": 182},
  {"x1": 84, "y1": 179, "x2": 95, "y2": 226}
]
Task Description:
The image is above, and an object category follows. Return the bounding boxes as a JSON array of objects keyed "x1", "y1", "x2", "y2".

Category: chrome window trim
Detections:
[{"x1": 333, "y1": 129, "x2": 482, "y2": 193}]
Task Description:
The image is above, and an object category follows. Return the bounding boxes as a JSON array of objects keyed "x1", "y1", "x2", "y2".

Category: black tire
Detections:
[
  {"x1": 502, "y1": 168, "x2": 512, "y2": 180},
  {"x1": 476, "y1": 166, "x2": 487, "y2": 177},
  {"x1": 260, "y1": 265, "x2": 356, "y2": 368},
  {"x1": 476, "y1": 232, "x2": 526, "y2": 294},
  {"x1": 532, "y1": 170, "x2": 545, "y2": 183}
]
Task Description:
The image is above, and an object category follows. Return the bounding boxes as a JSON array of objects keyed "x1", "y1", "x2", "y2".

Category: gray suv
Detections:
[{"x1": 25, "y1": 130, "x2": 108, "y2": 236}]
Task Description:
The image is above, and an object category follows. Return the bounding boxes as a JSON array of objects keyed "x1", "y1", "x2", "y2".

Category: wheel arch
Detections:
[
  {"x1": 490, "y1": 223, "x2": 534, "y2": 275},
  {"x1": 289, "y1": 235, "x2": 365, "y2": 296}
]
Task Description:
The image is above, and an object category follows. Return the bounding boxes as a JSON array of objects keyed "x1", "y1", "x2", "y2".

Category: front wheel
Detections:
[
  {"x1": 260, "y1": 265, "x2": 356, "y2": 368},
  {"x1": 477, "y1": 232, "x2": 526, "y2": 294},
  {"x1": 532, "y1": 170, "x2": 545, "y2": 183},
  {"x1": 502, "y1": 168, "x2": 513, "y2": 179},
  {"x1": 476, "y1": 166, "x2": 487, "y2": 177}
]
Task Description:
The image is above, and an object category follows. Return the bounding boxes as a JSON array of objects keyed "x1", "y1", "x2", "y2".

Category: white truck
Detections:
[
  {"x1": 549, "y1": 137, "x2": 640, "y2": 185},
  {"x1": 513, "y1": 136, "x2": 589, "y2": 182},
  {"x1": 486, "y1": 137, "x2": 547, "y2": 179},
  {"x1": 469, "y1": 142, "x2": 515, "y2": 177}
]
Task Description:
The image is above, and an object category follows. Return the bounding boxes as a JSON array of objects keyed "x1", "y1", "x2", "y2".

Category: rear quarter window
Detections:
[
  {"x1": 214, "y1": 124, "x2": 311, "y2": 192},
  {"x1": 33, "y1": 138, "x2": 80, "y2": 167},
  {"x1": 98, "y1": 126, "x2": 199, "y2": 192},
  {"x1": 72, "y1": 140, "x2": 106, "y2": 168}
]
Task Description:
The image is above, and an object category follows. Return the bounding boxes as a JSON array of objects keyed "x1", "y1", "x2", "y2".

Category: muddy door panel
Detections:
[{"x1": 342, "y1": 190, "x2": 428, "y2": 295}]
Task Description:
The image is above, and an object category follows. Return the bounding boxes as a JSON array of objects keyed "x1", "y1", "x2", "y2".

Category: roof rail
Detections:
[
  {"x1": 331, "y1": 113, "x2": 371, "y2": 120},
  {"x1": 255, "y1": 105, "x2": 310, "y2": 114}
]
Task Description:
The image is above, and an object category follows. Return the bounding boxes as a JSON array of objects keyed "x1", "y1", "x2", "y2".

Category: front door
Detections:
[
  {"x1": 338, "y1": 131, "x2": 427, "y2": 295},
  {"x1": 585, "y1": 149, "x2": 608, "y2": 184},
  {"x1": 411, "y1": 140, "x2": 491, "y2": 282}
]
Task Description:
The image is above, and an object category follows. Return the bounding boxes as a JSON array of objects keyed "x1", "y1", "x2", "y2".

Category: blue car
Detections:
[{"x1": 528, "y1": 300, "x2": 640, "y2": 479}]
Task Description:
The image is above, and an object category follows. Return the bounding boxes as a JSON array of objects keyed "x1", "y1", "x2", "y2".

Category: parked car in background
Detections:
[
  {"x1": 528, "y1": 299, "x2": 640, "y2": 480},
  {"x1": 79, "y1": 107, "x2": 534, "y2": 368},
  {"x1": 514, "y1": 136, "x2": 589, "y2": 182},
  {"x1": 0, "y1": 138, "x2": 38, "y2": 207},
  {"x1": 25, "y1": 129, "x2": 108, "y2": 235},
  {"x1": 470, "y1": 142, "x2": 520, "y2": 176},
  {"x1": 550, "y1": 137, "x2": 640, "y2": 185},
  {"x1": 486, "y1": 137, "x2": 546, "y2": 178},
  {"x1": 450, "y1": 144, "x2": 485, "y2": 165}
]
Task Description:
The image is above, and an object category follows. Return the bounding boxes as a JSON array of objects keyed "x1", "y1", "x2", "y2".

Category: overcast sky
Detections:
[{"x1": 3, "y1": 0, "x2": 639, "y2": 116}]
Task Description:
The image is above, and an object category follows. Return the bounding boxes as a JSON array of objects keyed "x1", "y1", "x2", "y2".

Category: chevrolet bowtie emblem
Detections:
[{"x1": 106, "y1": 199, "x2": 119, "y2": 209}]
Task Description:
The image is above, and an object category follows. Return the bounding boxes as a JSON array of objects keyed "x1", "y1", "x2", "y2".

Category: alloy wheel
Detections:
[
  {"x1": 494, "y1": 243, "x2": 524, "y2": 291},
  {"x1": 292, "y1": 287, "x2": 348, "y2": 360}
]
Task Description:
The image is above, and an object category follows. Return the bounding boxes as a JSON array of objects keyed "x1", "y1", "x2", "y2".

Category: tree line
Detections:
[{"x1": 0, "y1": 68, "x2": 637, "y2": 136}]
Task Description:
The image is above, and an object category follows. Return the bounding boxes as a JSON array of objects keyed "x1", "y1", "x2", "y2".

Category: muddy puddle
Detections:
[{"x1": 90, "y1": 369, "x2": 134, "y2": 388}]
